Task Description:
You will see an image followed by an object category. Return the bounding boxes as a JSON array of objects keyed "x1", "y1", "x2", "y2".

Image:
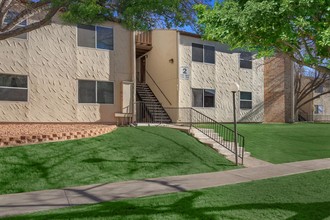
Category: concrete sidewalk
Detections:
[{"x1": 1, "y1": 158, "x2": 330, "y2": 218}]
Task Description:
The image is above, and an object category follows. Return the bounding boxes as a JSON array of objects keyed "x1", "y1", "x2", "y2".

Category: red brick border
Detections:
[{"x1": 0, "y1": 126, "x2": 117, "y2": 148}]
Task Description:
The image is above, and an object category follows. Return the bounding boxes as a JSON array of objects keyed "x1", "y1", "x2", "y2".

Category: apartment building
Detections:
[{"x1": 0, "y1": 17, "x2": 134, "y2": 123}]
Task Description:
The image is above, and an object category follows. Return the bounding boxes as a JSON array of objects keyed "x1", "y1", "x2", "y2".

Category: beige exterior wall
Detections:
[
  {"x1": 144, "y1": 30, "x2": 179, "y2": 109},
  {"x1": 312, "y1": 81, "x2": 330, "y2": 121},
  {"x1": 178, "y1": 34, "x2": 264, "y2": 123},
  {"x1": 0, "y1": 20, "x2": 133, "y2": 123}
]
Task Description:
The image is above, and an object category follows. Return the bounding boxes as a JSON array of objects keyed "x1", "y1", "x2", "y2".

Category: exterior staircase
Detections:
[{"x1": 136, "y1": 83, "x2": 171, "y2": 123}]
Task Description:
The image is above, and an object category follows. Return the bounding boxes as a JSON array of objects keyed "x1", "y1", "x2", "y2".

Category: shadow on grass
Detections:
[
  {"x1": 134, "y1": 127, "x2": 236, "y2": 169},
  {"x1": 4, "y1": 191, "x2": 330, "y2": 220},
  {"x1": 81, "y1": 158, "x2": 188, "y2": 165}
]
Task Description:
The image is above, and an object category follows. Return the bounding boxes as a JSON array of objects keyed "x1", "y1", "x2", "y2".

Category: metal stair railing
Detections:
[{"x1": 190, "y1": 108, "x2": 245, "y2": 164}]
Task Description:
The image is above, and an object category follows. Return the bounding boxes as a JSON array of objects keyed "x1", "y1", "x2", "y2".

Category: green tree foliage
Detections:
[
  {"x1": 195, "y1": 0, "x2": 330, "y2": 75},
  {"x1": 0, "y1": 0, "x2": 208, "y2": 40}
]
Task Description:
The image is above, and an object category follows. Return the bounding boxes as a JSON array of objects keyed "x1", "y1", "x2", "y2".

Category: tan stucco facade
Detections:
[
  {"x1": 0, "y1": 20, "x2": 134, "y2": 123},
  {"x1": 177, "y1": 34, "x2": 264, "y2": 123}
]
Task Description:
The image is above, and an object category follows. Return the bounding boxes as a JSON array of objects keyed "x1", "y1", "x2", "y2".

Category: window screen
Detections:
[
  {"x1": 192, "y1": 88, "x2": 215, "y2": 107},
  {"x1": 204, "y1": 45, "x2": 215, "y2": 64},
  {"x1": 97, "y1": 81, "x2": 114, "y2": 104},
  {"x1": 192, "y1": 89, "x2": 203, "y2": 107},
  {"x1": 240, "y1": 91, "x2": 252, "y2": 109},
  {"x1": 204, "y1": 89, "x2": 215, "y2": 107},
  {"x1": 192, "y1": 43, "x2": 203, "y2": 62},
  {"x1": 0, "y1": 74, "x2": 28, "y2": 101},
  {"x1": 78, "y1": 80, "x2": 96, "y2": 103},
  {"x1": 314, "y1": 105, "x2": 324, "y2": 114},
  {"x1": 240, "y1": 52, "x2": 253, "y2": 69},
  {"x1": 4, "y1": 11, "x2": 27, "y2": 39},
  {"x1": 97, "y1": 26, "x2": 113, "y2": 50},
  {"x1": 77, "y1": 24, "x2": 96, "y2": 48}
]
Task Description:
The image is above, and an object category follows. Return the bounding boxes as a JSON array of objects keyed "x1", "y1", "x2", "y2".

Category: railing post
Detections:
[
  {"x1": 189, "y1": 108, "x2": 192, "y2": 130},
  {"x1": 232, "y1": 91, "x2": 238, "y2": 166}
]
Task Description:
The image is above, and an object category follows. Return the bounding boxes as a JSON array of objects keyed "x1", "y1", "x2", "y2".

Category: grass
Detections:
[
  {"x1": 202, "y1": 123, "x2": 330, "y2": 164},
  {"x1": 3, "y1": 169, "x2": 330, "y2": 220},
  {"x1": 0, "y1": 127, "x2": 236, "y2": 195},
  {"x1": 235, "y1": 123, "x2": 330, "y2": 163}
]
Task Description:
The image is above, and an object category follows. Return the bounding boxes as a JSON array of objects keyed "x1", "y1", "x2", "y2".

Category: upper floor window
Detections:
[
  {"x1": 240, "y1": 91, "x2": 252, "y2": 109},
  {"x1": 77, "y1": 24, "x2": 114, "y2": 50},
  {"x1": 4, "y1": 11, "x2": 27, "y2": 39},
  {"x1": 314, "y1": 105, "x2": 324, "y2": 114},
  {"x1": 0, "y1": 73, "x2": 28, "y2": 101},
  {"x1": 78, "y1": 80, "x2": 114, "y2": 104},
  {"x1": 192, "y1": 43, "x2": 215, "y2": 64},
  {"x1": 192, "y1": 88, "x2": 215, "y2": 107},
  {"x1": 240, "y1": 52, "x2": 253, "y2": 69},
  {"x1": 315, "y1": 85, "x2": 323, "y2": 93}
]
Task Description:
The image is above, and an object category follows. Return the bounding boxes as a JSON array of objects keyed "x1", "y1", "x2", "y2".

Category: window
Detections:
[
  {"x1": 78, "y1": 80, "x2": 114, "y2": 104},
  {"x1": 192, "y1": 88, "x2": 215, "y2": 107},
  {"x1": 240, "y1": 52, "x2": 253, "y2": 69},
  {"x1": 314, "y1": 105, "x2": 324, "y2": 114},
  {"x1": 77, "y1": 24, "x2": 114, "y2": 50},
  {"x1": 0, "y1": 74, "x2": 28, "y2": 101},
  {"x1": 192, "y1": 43, "x2": 215, "y2": 64},
  {"x1": 315, "y1": 85, "x2": 323, "y2": 93},
  {"x1": 4, "y1": 11, "x2": 27, "y2": 39},
  {"x1": 240, "y1": 91, "x2": 252, "y2": 109}
]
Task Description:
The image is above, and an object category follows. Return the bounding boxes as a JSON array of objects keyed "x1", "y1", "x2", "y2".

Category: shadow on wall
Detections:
[{"x1": 238, "y1": 102, "x2": 264, "y2": 122}]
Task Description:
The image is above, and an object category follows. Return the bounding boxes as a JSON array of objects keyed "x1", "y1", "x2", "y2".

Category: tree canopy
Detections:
[
  {"x1": 0, "y1": 0, "x2": 208, "y2": 40},
  {"x1": 195, "y1": 0, "x2": 330, "y2": 75}
]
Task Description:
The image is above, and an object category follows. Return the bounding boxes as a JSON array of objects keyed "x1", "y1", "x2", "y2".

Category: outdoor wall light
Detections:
[{"x1": 169, "y1": 58, "x2": 174, "y2": 64}]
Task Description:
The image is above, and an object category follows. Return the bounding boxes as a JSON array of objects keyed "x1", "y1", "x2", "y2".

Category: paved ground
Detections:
[{"x1": 0, "y1": 158, "x2": 329, "y2": 218}]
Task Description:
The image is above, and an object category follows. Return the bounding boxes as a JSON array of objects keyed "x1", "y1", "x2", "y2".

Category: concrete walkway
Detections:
[{"x1": 1, "y1": 158, "x2": 330, "y2": 218}]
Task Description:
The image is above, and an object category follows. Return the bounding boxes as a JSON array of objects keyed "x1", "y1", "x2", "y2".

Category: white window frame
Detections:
[
  {"x1": 192, "y1": 88, "x2": 216, "y2": 108},
  {"x1": 192, "y1": 43, "x2": 215, "y2": 64},
  {"x1": 77, "y1": 24, "x2": 114, "y2": 51},
  {"x1": 3, "y1": 11, "x2": 28, "y2": 40},
  {"x1": 0, "y1": 73, "x2": 28, "y2": 102},
  {"x1": 78, "y1": 79, "x2": 115, "y2": 105},
  {"x1": 314, "y1": 105, "x2": 324, "y2": 114},
  {"x1": 239, "y1": 52, "x2": 253, "y2": 69},
  {"x1": 240, "y1": 91, "x2": 252, "y2": 109}
]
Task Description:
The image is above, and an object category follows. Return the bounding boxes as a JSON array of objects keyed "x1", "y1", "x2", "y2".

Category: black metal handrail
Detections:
[
  {"x1": 134, "y1": 104, "x2": 245, "y2": 164},
  {"x1": 190, "y1": 108, "x2": 245, "y2": 163},
  {"x1": 145, "y1": 70, "x2": 172, "y2": 106}
]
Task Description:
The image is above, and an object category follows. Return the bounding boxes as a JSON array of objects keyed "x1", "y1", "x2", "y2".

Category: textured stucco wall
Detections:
[
  {"x1": 145, "y1": 30, "x2": 179, "y2": 109},
  {"x1": 0, "y1": 20, "x2": 133, "y2": 123},
  {"x1": 178, "y1": 34, "x2": 264, "y2": 123}
]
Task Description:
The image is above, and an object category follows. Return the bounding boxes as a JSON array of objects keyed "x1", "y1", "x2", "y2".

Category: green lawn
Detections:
[
  {"x1": 205, "y1": 123, "x2": 330, "y2": 164},
  {"x1": 0, "y1": 127, "x2": 235, "y2": 195},
  {"x1": 235, "y1": 123, "x2": 330, "y2": 163},
  {"x1": 4, "y1": 169, "x2": 330, "y2": 220}
]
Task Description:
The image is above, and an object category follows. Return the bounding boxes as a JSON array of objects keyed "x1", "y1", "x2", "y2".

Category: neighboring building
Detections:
[
  {"x1": 0, "y1": 17, "x2": 135, "y2": 123},
  {"x1": 301, "y1": 80, "x2": 330, "y2": 122},
  {"x1": 137, "y1": 30, "x2": 264, "y2": 123}
]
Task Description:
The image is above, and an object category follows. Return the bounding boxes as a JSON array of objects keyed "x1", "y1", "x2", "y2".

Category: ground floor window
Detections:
[
  {"x1": 192, "y1": 88, "x2": 215, "y2": 107},
  {"x1": 78, "y1": 80, "x2": 114, "y2": 104},
  {"x1": 0, "y1": 73, "x2": 28, "y2": 101},
  {"x1": 240, "y1": 91, "x2": 252, "y2": 109},
  {"x1": 314, "y1": 105, "x2": 324, "y2": 114}
]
